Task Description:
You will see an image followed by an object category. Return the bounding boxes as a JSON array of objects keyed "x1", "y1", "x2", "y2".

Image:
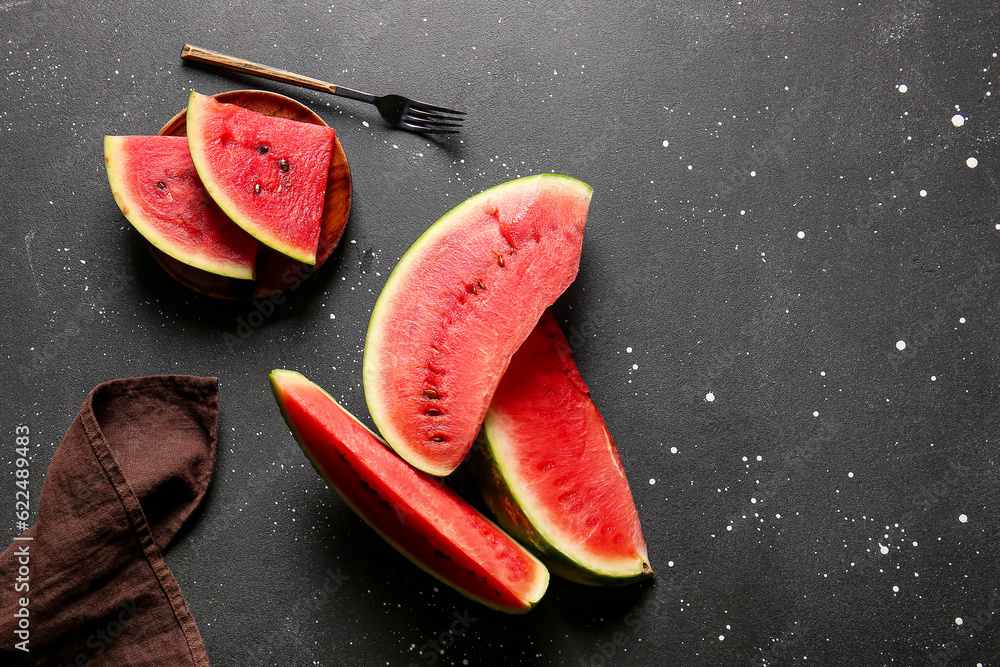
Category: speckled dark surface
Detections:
[{"x1": 3, "y1": 1, "x2": 999, "y2": 665}]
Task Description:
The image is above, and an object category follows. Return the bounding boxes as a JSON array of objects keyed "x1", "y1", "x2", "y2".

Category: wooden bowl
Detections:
[{"x1": 153, "y1": 89, "x2": 351, "y2": 300}]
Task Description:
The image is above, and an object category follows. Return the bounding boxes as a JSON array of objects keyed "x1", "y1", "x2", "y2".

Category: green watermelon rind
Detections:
[
  {"x1": 476, "y1": 425, "x2": 654, "y2": 586},
  {"x1": 268, "y1": 369, "x2": 550, "y2": 613},
  {"x1": 103, "y1": 135, "x2": 256, "y2": 281},
  {"x1": 362, "y1": 174, "x2": 594, "y2": 477},
  {"x1": 185, "y1": 91, "x2": 319, "y2": 265}
]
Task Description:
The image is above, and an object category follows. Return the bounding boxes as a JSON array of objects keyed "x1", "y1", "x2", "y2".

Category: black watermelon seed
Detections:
[{"x1": 279, "y1": 158, "x2": 289, "y2": 171}]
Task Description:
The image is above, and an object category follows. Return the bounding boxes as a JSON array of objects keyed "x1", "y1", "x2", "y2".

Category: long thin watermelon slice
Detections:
[
  {"x1": 477, "y1": 311, "x2": 653, "y2": 585},
  {"x1": 186, "y1": 91, "x2": 335, "y2": 265},
  {"x1": 363, "y1": 174, "x2": 593, "y2": 477},
  {"x1": 269, "y1": 369, "x2": 550, "y2": 613},
  {"x1": 104, "y1": 135, "x2": 257, "y2": 279}
]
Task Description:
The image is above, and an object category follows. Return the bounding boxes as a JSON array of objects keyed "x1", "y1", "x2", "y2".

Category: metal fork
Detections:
[{"x1": 181, "y1": 44, "x2": 464, "y2": 134}]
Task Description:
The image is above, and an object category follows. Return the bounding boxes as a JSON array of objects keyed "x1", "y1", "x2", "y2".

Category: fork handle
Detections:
[{"x1": 181, "y1": 44, "x2": 375, "y2": 103}]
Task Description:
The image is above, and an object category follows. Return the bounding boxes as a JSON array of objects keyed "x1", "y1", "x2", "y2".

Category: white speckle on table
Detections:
[
  {"x1": 705, "y1": 392, "x2": 715, "y2": 402},
  {"x1": 848, "y1": 471, "x2": 854, "y2": 478},
  {"x1": 649, "y1": 478, "x2": 656, "y2": 485},
  {"x1": 797, "y1": 230, "x2": 805, "y2": 239},
  {"x1": 626, "y1": 346, "x2": 632, "y2": 353},
  {"x1": 897, "y1": 83, "x2": 908, "y2": 93},
  {"x1": 955, "y1": 617, "x2": 964, "y2": 626},
  {"x1": 670, "y1": 446, "x2": 678, "y2": 454},
  {"x1": 959, "y1": 317, "x2": 966, "y2": 324},
  {"x1": 880, "y1": 544, "x2": 890, "y2": 555},
  {"x1": 920, "y1": 189, "x2": 928, "y2": 197},
  {"x1": 896, "y1": 340, "x2": 906, "y2": 351},
  {"x1": 662, "y1": 139, "x2": 669, "y2": 147},
  {"x1": 813, "y1": 411, "x2": 820, "y2": 417},
  {"x1": 966, "y1": 157, "x2": 978, "y2": 168},
  {"x1": 893, "y1": 585, "x2": 900, "y2": 592},
  {"x1": 951, "y1": 114, "x2": 966, "y2": 127},
  {"x1": 959, "y1": 514, "x2": 968, "y2": 523}
]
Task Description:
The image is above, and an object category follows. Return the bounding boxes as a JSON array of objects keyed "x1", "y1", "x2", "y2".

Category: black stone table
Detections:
[{"x1": 3, "y1": 1, "x2": 997, "y2": 664}]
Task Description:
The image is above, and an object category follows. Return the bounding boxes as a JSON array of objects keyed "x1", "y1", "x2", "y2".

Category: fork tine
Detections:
[
  {"x1": 406, "y1": 121, "x2": 464, "y2": 133},
  {"x1": 402, "y1": 121, "x2": 463, "y2": 134},
  {"x1": 406, "y1": 108, "x2": 465, "y2": 124},
  {"x1": 407, "y1": 100, "x2": 465, "y2": 116}
]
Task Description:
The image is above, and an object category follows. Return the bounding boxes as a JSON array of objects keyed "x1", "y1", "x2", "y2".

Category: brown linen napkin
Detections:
[{"x1": 0, "y1": 375, "x2": 217, "y2": 666}]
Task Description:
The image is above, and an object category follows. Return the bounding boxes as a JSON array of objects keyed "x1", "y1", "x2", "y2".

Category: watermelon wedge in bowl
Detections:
[
  {"x1": 155, "y1": 90, "x2": 351, "y2": 300},
  {"x1": 104, "y1": 134, "x2": 258, "y2": 280},
  {"x1": 186, "y1": 90, "x2": 335, "y2": 265},
  {"x1": 475, "y1": 311, "x2": 653, "y2": 585},
  {"x1": 269, "y1": 369, "x2": 550, "y2": 613}
]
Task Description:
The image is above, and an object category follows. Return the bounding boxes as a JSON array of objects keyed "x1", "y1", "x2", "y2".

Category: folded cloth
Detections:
[{"x1": 0, "y1": 375, "x2": 217, "y2": 666}]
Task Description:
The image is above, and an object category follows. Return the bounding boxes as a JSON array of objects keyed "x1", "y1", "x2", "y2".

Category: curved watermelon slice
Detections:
[
  {"x1": 104, "y1": 135, "x2": 257, "y2": 279},
  {"x1": 269, "y1": 369, "x2": 549, "y2": 613},
  {"x1": 477, "y1": 311, "x2": 653, "y2": 585},
  {"x1": 363, "y1": 174, "x2": 593, "y2": 477},
  {"x1": 186, "y1": 91, "x2": 335, "y2": 265}
]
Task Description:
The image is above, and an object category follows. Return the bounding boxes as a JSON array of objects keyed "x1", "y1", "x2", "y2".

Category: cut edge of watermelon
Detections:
[
  {"x1": 362, "y1": 174, "x2": 594, "y2": 477},
  {"x1": 103, "y1": 135, "x2": 257, "y2": 281},
  {"x1": 185, "y1": 91, "x2": 323, "y2": 266},
  {"x1": 268, "y1": 369, "x2": 550, "y2": 613},
  {"x1": 480, "y1": 418, "x2": 654, "y2": 586}
]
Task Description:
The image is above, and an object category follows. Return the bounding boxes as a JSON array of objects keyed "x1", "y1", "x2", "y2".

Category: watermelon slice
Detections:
[
  {"x1": 363, "y1": 174, "x2": 593, "y2": 477},
  {"x1": 186, "y1": 90, "x2": 335, "y2": 265},
  {"x1": 476, "y1": 311, "x2": 653, "y2": 585},
  {"x1": 104, "y1": 135, "x2": 257, "y2": 280},
  {"x1": 269, "y1": 369, "x2": 550, "y2": 613}
]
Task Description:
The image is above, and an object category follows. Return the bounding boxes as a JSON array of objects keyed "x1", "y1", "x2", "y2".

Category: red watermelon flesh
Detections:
[
  {"x1": 186, "y1": 91, "x2": 335, "y2": 265},
  {"x1": 363, "y1": 175, "x2": 593, "y2": 477},
  {"x1": 269, "y1": 369, "x2": 550, "y2": 613},
  {"x1": 478, "y1": 311, "x2": 652, "y2": 585},
  {"x1": 104, "y1": 135, "x2": 257, "y2": 280}
]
